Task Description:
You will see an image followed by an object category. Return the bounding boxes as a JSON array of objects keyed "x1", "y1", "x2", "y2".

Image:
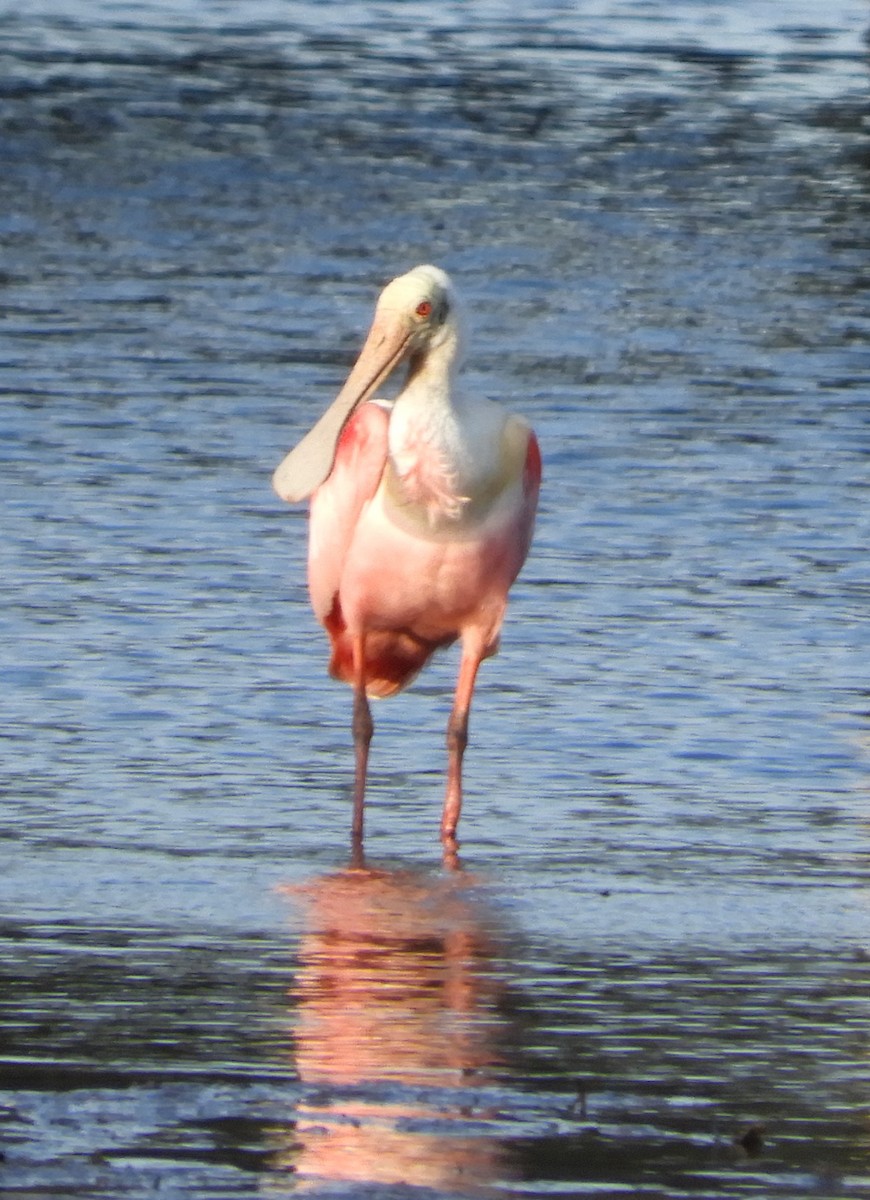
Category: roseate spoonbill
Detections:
[{"x1": 273, "y1": 265, "x2": 540, "y2": 844}]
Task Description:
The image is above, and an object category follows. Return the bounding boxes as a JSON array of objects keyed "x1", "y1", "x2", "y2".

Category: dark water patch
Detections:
[{"x1": 1, "y1": 899, "x2": 867, "y2": 1197}]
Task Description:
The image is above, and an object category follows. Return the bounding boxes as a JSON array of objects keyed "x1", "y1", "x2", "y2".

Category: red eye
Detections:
[{"x1": 415, "y1": 300, "x2": 432, "y2": 318}]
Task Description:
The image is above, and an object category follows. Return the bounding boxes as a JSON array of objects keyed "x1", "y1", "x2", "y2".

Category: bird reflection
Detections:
[{"x1": 272, "y1": 861, "x2": 517, "y2": 1194}]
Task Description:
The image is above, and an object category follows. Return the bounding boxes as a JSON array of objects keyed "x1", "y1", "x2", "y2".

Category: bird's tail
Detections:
[{"x1": 326, "y1": 622, "x2": 455, "y2": 699}]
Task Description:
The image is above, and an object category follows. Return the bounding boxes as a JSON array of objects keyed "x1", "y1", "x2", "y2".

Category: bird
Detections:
[{"x1": 273, "y1": 265, "x2": 540, "y2": 846}]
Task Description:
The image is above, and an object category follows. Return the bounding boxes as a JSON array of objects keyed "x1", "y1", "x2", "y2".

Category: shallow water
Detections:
[{"x1": 1, "y1": 1, "x2": 868, "y2": 1196}]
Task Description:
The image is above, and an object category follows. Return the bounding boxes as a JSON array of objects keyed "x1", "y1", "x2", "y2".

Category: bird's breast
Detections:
[
  {"x1": 381, "y1": 412, "x2": 531, "y2": 539},
  {"x1": 388, "y1": 424, "x2": 467, "y2": 523}
]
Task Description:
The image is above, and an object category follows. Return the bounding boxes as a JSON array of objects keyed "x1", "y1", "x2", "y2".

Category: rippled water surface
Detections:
[{"x1": 1, "y1": 1, "x2": 868, "y2": 1196}]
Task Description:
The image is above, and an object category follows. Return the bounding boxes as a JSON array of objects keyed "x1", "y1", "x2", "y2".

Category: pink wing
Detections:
[
  {"x1": 522, "y1": 430, "x2": 542, "y2": 543},
  {"x1": 308, "y1": 401, "x2": 444, "y2": 697},
  {"x1": 307, "y1": 401, "x2": 390, "y2": 626}
]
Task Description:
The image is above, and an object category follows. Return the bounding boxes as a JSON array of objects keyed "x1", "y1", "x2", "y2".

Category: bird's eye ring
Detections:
[{"x1": 415, "y1": 300, "x2": 433, "y2": 318}]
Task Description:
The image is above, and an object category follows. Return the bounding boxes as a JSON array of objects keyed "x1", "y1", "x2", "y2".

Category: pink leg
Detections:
[
  {"x1": 351, "y1": 634, "x2": 372, "y2": 844},
  {"x1": 441, "y1": 639, "x2": 484, "y2": 843}
]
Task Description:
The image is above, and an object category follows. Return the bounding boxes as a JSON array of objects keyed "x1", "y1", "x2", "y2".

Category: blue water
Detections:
[{"x1": 1, "y1": 2, "x2": 868, "y2": 1196}]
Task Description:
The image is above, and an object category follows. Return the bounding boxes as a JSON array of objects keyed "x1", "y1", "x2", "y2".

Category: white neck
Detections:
[
  {"x1": 386, "y1": 316, "x2": 504, "y2": 523},
  {"x1": 409, "y1": 305, "x2": 465, "y2": 387}
]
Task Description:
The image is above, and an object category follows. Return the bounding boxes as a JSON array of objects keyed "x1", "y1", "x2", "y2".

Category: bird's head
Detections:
[
  {"x1": 374, "y1": 264, "x2": 461, "y2": 358},
  {"x1": 273, "y1": 265, "x2": 463, "y2": 503}
]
